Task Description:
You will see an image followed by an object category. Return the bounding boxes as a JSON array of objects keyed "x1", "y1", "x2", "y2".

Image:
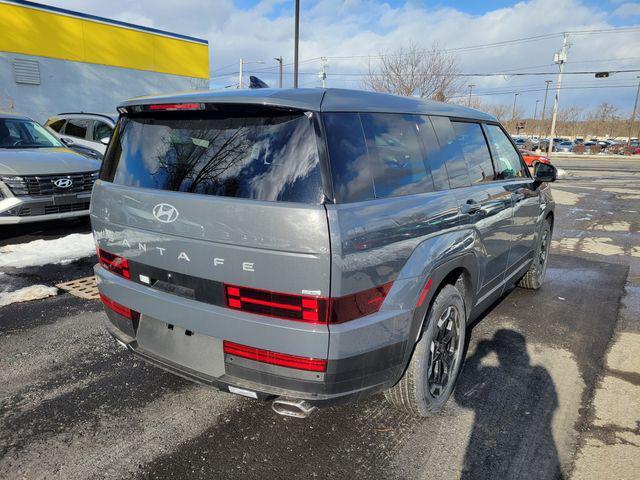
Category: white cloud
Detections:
[
  {"x1": 32, "y1": 1, "x2": 640, "y2": 114},
  {"x1": 613, "y1": 3, "x2": 640, "y2": 17}
]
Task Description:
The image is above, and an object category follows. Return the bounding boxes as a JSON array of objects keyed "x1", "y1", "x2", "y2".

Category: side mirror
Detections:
[
  {"x1": 99, "y1": 136, "x2": 110, "y2": 145},
  {"x1": 60, "y1": 137, "x2": 74, "y2": 147},
  {"x1": 534, "y1": 162, "x2": 557, "y2": 183}
]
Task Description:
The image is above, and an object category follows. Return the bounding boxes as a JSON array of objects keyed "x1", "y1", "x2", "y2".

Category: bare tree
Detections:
[
  {"x1": 363, "y1": 42, "x2": 463, "y2": 101},
  {"x1": 557, "y1": 107, "x2": 583, "y2": 137}
]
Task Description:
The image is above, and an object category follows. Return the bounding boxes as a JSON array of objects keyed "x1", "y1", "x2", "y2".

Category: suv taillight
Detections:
[
  {"x1": 223, "y1": 341, "x2": 327, "y2": 372},
  {"x1": 98, "y1": 249, "x2": 131, "y2": 279},
  {"x1": 224, "y1": 282, "x2": 393, "y2": 324},
  {"x1": 225, "y1": 284, "x2": 328, "y2": 324},
  {"x1": 99, "y1": 293, "x2": 139, "y2": 320}
]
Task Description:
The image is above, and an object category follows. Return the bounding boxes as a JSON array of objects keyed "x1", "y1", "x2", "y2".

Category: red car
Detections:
[{"x1": 521, "y1": 150, "x2": 551, "y2": 168}]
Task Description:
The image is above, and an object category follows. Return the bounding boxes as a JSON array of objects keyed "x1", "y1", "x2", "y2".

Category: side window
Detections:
[
  {"x1": 323, "y1": 113, "x2": 375, "y2": 203},
  {"x1": 92, "y1": 121, "x2": 113, "y2": 141},
  {"x1": 429, "y1": 116, "x2": 471, "y2": 189},
  {"x1": 485, "y1": 124, "x2": 527, "y2": 179},
  {"x1": 360, "y1": 113, "x2": 433, "y2": 198},
  {"x1": 323, "y1": 113, "x2": 434, "y2": 203},
  {"x1": 48, "y1": 119, "x2": 65, "y2": 132},
  {"x1": 64, "y1": 119, "x2": 89, "y2": 139},
  {"x1": 451, "y1": 122, "x2": 494, "y2": 183},
  {"x1": 417, "y1": 116, "x2": 450, "y2": 191}
]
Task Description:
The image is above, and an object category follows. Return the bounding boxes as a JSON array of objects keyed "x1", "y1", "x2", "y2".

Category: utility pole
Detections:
[
  {"x1": 627, "y1": 76, "x2": 640, "y2": 145},
  {"x1": 467, "y1": 84, "x2": 475, "y2": 107},
  {"x1": 294, "y1": 0, "x2": 300, "y2": 88},
  {"x1": 274, "y1": 56, "x2": 283, "y2": 88},
  {"x1": 318, "y1": 57, "x2": 328, "y2": 88},
  {"x1": 539, "y1": 80, "x2": 552, "y2": 138},
  {"x1": 548, "y1": 33, "x2": 569, "y2": 156},
  {"x1": 512, "y1": 92, "x2": 520, "y2": 133},
  {"x1": 238, "y1": 58, "x2": 243, "y2": 89}
]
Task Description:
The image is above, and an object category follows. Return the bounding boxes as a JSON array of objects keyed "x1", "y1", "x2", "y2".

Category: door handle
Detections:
[{"x1": 460, "y1": 199, "x2": 481, "y2": 214}]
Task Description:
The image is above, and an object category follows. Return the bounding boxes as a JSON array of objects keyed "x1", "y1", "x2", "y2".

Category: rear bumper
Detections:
[
  {"x1": 96, "y1": 265, "x2": 410, "y2": 405},
  {"x1": 0, "y1": 193, "x2": 91, "y2": 224}
]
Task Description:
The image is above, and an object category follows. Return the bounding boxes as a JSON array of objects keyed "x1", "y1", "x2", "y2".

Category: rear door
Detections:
[
  {"x1": 431, "y1": 116, "x2": 513, "y2": 299},
  {"x1": 92, "y1": 105, "x2": 331, "y2": 330}
]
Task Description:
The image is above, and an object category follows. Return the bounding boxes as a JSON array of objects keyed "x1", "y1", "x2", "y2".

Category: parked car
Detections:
[
  {"x1": 555, "y1": 141, "x2": 574, "y2": 153},
  {"x1": 45, "y1": 112, "x2": 117, "y2": 159},
  {"x1": 0, "y1": 112, "x2": 100, "y2": 224},
  {"x1": 92, "y1": 88, "x2": 556, "y2": 418},
  {"x1": 629, "y1": 140, "x2": 640, "y2": 155},
  {"x1": 521, "y1": 150, "x2": 551, "y2": 167},
  {"x1": 511, "y1": 137, "x2": 533, "y2": 151}
]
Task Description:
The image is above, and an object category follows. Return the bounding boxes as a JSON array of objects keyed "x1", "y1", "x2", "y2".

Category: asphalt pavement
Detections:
[{"x1": 1, "y1": 158, "x2": 638, "y2": 479}]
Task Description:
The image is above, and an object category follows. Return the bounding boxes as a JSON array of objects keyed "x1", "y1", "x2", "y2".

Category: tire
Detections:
[
  {"x1": 384, "y1": 284, "x2": 467, "y2": 417},
  {"x1": 518, "y1": 218, "x2": 552, "y2": 290}
]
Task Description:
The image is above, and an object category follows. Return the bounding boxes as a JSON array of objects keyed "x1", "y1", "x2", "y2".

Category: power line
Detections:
[
  {"x1": 238, "y1": 68, "x2": 640, "y2": 78},
  {"x1": 449, "y1": 83, "x2": 639, "y2": 99},
  {"x1": 210, "y1": 26, "x2": 640, "y2": 77}
]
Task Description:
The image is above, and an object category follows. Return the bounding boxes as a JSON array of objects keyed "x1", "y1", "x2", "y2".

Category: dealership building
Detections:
[{"x1": 0, "y1": 0, "x2": 209, "y2": 122}]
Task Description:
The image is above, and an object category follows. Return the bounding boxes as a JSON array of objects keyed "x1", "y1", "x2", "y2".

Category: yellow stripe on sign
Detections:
[{"x1": 0, "y1": 2, "x2": 209, "y2": 79}]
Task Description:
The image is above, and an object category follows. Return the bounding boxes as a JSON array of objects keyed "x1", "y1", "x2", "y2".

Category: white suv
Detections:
[{"x1": 45, "y1": 113, "x2": 117, "y2": 159}]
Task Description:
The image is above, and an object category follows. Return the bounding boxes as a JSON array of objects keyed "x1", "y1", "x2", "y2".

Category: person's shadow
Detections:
[{"x1": 454, "y1": 329, "x2": 564, "y2": 480}]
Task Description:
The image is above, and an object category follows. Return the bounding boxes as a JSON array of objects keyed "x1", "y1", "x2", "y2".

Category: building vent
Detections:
[{"x1": 13, "y1": 59, "x2": 41, "y2": 85}]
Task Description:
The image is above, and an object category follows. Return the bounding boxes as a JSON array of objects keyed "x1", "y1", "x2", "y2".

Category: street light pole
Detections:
[
  {"x1": 294, "y1": 0, "x2": 300, "y2": 88},
  {"x1": 467, "y1": 84, "x2": 475, "y2": 107},
  {"x1": 539, "y1": 80, "x2": 552, "y2": 138},
  {"x1": 548, "y1": 33, "x2": 569, "y2": 156},
  {"x1": 238, "y1": 58, "x2": 243, "y2": 89},
  {"x1": 512, "y1": 92, "x2": 520, "y2": 133},
  {"x1": 319, "y1": 57, "x2": 328, "y2": 88},
  {"x1": 627, "y1": 76, "x2": 640, "y2": 145},
  {"x1": 274, "y1": 56, "x2": 283, "y2": 88}
]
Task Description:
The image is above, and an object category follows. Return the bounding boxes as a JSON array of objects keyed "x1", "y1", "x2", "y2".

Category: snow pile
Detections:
[
  {"x1": 556, "y1": 168, "x2": 568, "y2": 179},
  {"x1": 0, "y1": 233, "x2": 95, "y2": 269},
  {"x1": 0, "y1": 285, "x2": 58, "y2": 307}
]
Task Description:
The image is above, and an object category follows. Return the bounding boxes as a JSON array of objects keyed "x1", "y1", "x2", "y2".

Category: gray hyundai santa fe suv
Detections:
[{"x1": 92, "y1": 88, "x2": 556, "y2": 418}]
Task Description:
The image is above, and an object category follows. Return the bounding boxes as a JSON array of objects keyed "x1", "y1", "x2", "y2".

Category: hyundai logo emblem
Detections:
[
  {"x1": 152, "y1": 203, "x2": 179, "y2": 223},
  {"x1": 53, "y1": 178, "x2": 73, "y2": 188}
]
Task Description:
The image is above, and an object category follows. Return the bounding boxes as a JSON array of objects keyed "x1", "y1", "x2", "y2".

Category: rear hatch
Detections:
[{"x1": 91, "y1": 103, "x2": 331, "y2": 341}]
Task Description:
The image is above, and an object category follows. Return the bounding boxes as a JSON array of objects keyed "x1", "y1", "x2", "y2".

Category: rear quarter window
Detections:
[
  {"x1": 323, "y1": 112, "x2": 434, "y2": 203},
  {"x1": 101, "y1": 108, "x2": 324, "y2": 204}
]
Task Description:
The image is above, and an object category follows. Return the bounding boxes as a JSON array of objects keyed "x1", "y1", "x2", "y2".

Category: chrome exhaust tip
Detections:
[{"x1": 271, "y1": 397, "x2": 317, "y2": 418}]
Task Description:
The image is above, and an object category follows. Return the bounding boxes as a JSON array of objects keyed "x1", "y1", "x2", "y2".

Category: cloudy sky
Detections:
[{"x1": 38, "y1": 0, "x2": 640, "y2": 116}]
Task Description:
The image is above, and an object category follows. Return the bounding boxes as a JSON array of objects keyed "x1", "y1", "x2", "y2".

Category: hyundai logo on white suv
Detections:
[
  {"x1": 152, "y1": 203, "x2": 179, "y2": 223},
  {"x1": 53, "y1": 178, "x2": 73, "y2": 188}
]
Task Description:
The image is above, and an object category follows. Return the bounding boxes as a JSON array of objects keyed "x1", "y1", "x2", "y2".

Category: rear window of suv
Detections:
[{"x1": 101, "y1": 108, "x2": 324, "y2": 203}]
